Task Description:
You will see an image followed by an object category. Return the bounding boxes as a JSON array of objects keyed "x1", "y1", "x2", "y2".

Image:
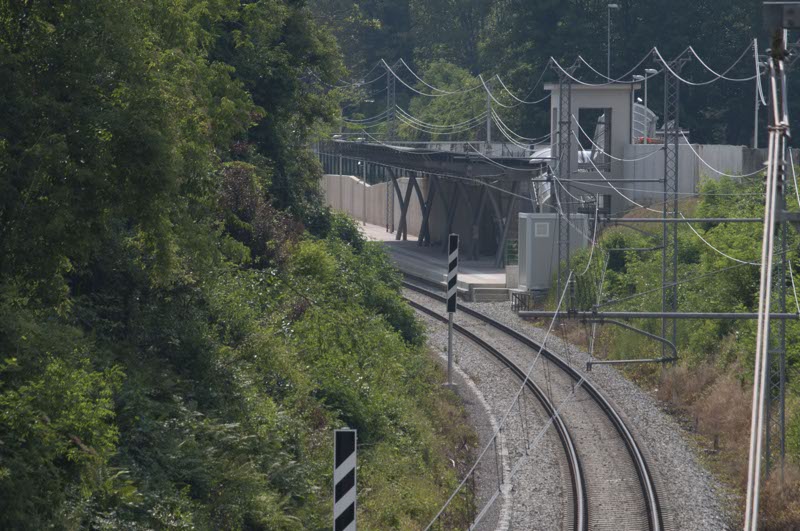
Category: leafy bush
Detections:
[{"x1": 0, "y1": 1, "x2": 463, "y2": 529}]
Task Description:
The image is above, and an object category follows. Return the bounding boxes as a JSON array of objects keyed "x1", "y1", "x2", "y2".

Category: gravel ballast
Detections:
[
  {"x1": 416, "y1": 310, "x2": 567, "y2": 531},
  {"x1": 461, "y1": 300, "x2": 736, "y2": 531}
]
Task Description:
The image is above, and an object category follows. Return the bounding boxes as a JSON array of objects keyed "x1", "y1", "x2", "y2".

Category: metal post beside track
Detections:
[{"x1": 447, "y1": 234, "x2": 459, "y2": 385}]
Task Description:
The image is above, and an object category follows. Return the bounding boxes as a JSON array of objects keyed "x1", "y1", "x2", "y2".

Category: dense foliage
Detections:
[
  {"x1": 568, "y1": 176, "x2": 799, "y2": 375},
  {"x1": 0, "y1": 1, "x2": 474, "y2": 528},
  {"x1": 318, "y1": 0, "x2": 775, "y2": 146}
]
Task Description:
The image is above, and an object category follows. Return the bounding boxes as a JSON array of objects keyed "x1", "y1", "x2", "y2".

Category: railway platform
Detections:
[{"x1": 361, "y1": 223, "x2": 508, "y2": 301}]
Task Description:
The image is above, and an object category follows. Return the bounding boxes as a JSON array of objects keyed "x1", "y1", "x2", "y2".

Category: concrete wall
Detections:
[
  {"x1": 542, "y1": 143, "x2": 767, "y2": 215},
  {"x1": 618, "y1": 144, "x2": 768, "y2": 208},
  {"x1": 321, "y1": 172, "x2": 535, "y2": 259},
  {"x1": 321, "y1": 174, "x2": 429, "y2": 238}
]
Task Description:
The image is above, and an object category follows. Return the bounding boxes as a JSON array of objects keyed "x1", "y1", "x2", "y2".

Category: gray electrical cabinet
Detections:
[{"x1": 518, "y1": 213, "x2": 589, "y2": 291}]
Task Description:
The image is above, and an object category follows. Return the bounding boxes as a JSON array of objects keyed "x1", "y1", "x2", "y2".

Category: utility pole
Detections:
[
  {"x1": 556, "y1": 68, "x2": 574, "y2": 307},
  {"x1": 745, "y1": 6, "x2": 795, "y2": 527},
  {"x1": 362, "y1": 160, "x2": 367, "y2": 225},
  {"x1": 486, "y1": 81, "x2": 492, "y2": 151},
  {"x1": 659, "y1": 56, "x2": 689, "y2": 361}
]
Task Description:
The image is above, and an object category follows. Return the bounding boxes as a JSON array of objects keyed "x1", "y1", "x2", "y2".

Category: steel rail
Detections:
[
  {"x1": 404, "y1": 297, "x2": 588, "y2": 531},
  {"x1": 403, "y1": 280, "x2": 664, "y2": 531}
]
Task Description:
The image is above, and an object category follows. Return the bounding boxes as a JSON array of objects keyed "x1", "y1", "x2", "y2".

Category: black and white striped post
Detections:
[
  {"x1": 334, "y1": 429, "x2": 357, "y2": 531},
  {"x1": 447, "y1": 234, "x2": 459, "y2": 385}
]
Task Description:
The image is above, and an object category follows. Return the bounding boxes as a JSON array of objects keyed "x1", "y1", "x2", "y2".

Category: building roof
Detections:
[{"x1": 543, "y1": 82, "x2": 642, "y2": 92}]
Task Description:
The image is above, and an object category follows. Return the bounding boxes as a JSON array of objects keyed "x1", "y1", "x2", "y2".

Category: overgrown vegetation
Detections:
[
  {"x1": 561, "y1": 176, "x2": 800, "y2": 527},
  {"x1": 0, "y1": 2, "x2": 475, "y2": 528}
]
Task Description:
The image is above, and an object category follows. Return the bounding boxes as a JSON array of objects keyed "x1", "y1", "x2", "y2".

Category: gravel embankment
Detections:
[
  {"x1": 462, "y1": 300, "x2": 736, "y2": 531},
  {"x1": 417, "y1": 310, "x2": 567, "y2": 531}
]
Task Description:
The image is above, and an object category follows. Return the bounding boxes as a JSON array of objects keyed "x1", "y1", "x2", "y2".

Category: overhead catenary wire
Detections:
[
  {"x1": 342, "y1": 120, "x2": 387, "y2": 130},
  {"x1": 395, "y1": 105, "x2": 488, "y2": 129},
  {"x1": 551, "y1": 177, "x2": 594, "y2": 241},
  {"x1": 469, "y1": 376, "x2": 587, "y2": 529},
  {"x1": 492, "y1": 109, "x2": 551, "y2": 142},
  {"x1": 598, "y1": 260, "x2": 755, "y2": 308},
  {"x1": 680, "y1": 213, "x2": 759, "y2": 265},
  {"x1": 604, "y1": 185, "x2": 763, "y2": 197},
  {"x1": 491, "y1": 114, "x2": 542, "y2": 150},
  {"x1": 494, "y1": 66, "x2": 551, "y2": 105},
  {"x1": 481, "y1": 74, "x2": 526, "y2": 109},
  {"x1": 393, "y1": 108, "x2": 488, "y2": 134},
  {"x1": 309, "y1": 62, "x2": 387, "y2": 88},
  {"x1": 423, "y1": 272, "x2": 574, "y2": 531},
  {"x1": 397, "y1": 58, "x2": 484, "y2": 95},
  {"x1": 552, "y1": 173, "x2": 588, "y2": 204},
  {"x1": 679, "y1": 131, "x2": 765, "y2": 178},
  {"x1": 789, "y1": 259, "x2": 800, "y2": 315},
  {"x1": 318, "y1": 149, "x2": 540, "y2": 201},
  {"x1": 395, "y1": 114, "x2": 487, "y2": 136},
  {"x1": 550, "y1": 49, "x2": 661, "y2": 86},
  {"x1": 464, "y1": 142, "x2": 539, "y2": 172},
  {"x1": 571, "y1": 114, "x2": 664, "y2": 162},
  {"x1": 577, "y1": 201, "x2": 600, "y2": 277},
  {"x1": 381, "y1": 59, "x2": 484, "y2": 98},
  {"x1": 568, "y1": 128, "x2": 764, "y2": 265},
  {"x1": 653, "y1": 44, "x2": 760, "y2": 86},
  {"x1": 755, "y1": 38, "x2": 768, "y2": 107},
  {"x1": 577, "y1": 54, "x2": 663, "y2": 82},
  {"x1": 790, "y1": 148, "x2": 800, "y2": 209},
  {"x1": 688, "y1": 44, "x2": 761, "y2": 82},
  {"x1": 342, "y1": 110, "x2": 389, "y2": 123},
  {"x1": 571, "y1": 130, "x2": 661, "y2": 213}
]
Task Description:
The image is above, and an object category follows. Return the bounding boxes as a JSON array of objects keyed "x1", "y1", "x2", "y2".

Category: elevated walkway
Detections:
[{"x1": 361, "y1": 223, "x2": 508, "y2": 301}]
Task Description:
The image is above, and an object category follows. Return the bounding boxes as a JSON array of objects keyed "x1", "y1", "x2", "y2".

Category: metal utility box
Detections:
[{"x1": 518, "y1": 213, "x2": 589, "y2": 291}]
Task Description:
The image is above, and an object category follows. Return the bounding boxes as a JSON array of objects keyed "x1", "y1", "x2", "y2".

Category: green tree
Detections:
[{"x1": 399, "y1": 61, "x2": 487, "y2": 141}]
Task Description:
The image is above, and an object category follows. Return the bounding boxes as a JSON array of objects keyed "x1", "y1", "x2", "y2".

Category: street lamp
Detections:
[
  {"x1": 643, "y1": 68, "x2": 658, "y2": 111},
  {"x1": 607, "y1": 4, "x2": 620, "y2": 79},
  {"x1": 633, "y1": 74, "x2": 645, "y2": 143}
]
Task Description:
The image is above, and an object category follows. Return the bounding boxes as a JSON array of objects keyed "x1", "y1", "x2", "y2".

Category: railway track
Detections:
[{"x1": 404, "y1": 280, "x2": 664, "y2": 531}]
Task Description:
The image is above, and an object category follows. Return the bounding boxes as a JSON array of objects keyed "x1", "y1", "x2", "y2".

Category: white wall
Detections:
[
  {"x1": 320, "y1": 174, "x2": 429, "y2": 238},
  {"x1": 619, "y1": 144, "x2": 763, "y2": 208}
]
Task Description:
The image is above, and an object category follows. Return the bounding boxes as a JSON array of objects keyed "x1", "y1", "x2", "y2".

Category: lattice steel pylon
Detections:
[
  {"x1": 385, "y1": 61, "x2": 397, "y2": 141},
  {"x1": 385, "y1": 166, "x2": 392, "y2": 232},
  {"x1": 660, "y1": 57, "x2": 689, "y2": 360},
  {"x1": 556, "y1": 69, "x2": 574, "y2": 306}
]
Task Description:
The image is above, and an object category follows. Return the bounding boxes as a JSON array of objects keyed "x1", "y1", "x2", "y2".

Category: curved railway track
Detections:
[
  {"x1": 404, "y1": 281, "x2": 664, "y2": 531},
  {"x1": 405, "y1": 297, "x2": 587, "y2": 531}
]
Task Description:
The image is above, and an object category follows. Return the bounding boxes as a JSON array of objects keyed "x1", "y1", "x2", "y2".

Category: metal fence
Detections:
[{"x1": 511, "y1": 291, "x2": 538, "y2": 312}]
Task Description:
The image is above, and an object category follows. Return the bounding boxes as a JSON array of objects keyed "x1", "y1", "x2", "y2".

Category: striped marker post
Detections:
[
  {"x1": 447, "y1": 234, "x2": 459, "y2": 385},
  {"x1": 334, "y1": 429, "x2": 357, "y2": 531}
]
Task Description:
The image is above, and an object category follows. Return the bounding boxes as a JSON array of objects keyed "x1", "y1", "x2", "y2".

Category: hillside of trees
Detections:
[
  {"x1": 0, "y1": 2, "x2": 476, "y2": 528},
  {"x1": 3, "y1": 0, "x2": 798, "y2": 528},
  {"x1": 320, "y1": 0, "x2": 776, "y2": 146}
]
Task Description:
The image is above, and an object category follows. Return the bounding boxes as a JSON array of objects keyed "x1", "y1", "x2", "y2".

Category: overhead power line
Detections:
[
  {"x1": 398, "y1": 59, "x2": 483, "y2": 95},
  {"x1": 550, "y1": 49, "x2": 663, "y2": 86},
  {"x1": 653, "y1": 45, "x2": 760, "y2": 86},
  {"x1": 679, "y1": 131, "x2": 765, "y2": 178},
  {"x1": 494, "y1": 69, "x2": 551, "y2": 105}
]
